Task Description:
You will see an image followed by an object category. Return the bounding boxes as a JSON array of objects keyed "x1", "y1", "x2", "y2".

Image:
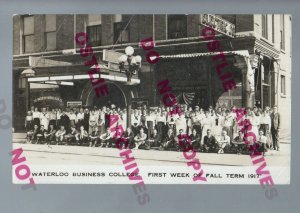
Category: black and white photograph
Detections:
[{"x1": 12, "y1": 14, "x2": 291, "y2": 185}]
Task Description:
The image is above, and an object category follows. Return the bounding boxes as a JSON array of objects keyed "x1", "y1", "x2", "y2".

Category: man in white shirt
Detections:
[
  {"x1": 217, "y1": 130, "x2": 231, "y2": 154},
  {"x1": 257, "y1": 129, "x2": 267, "y2": 156}
]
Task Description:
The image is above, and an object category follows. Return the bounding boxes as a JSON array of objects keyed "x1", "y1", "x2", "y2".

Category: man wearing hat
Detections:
[{"x1": 270, "y1": 105, "x2": 280, "y2": 151}]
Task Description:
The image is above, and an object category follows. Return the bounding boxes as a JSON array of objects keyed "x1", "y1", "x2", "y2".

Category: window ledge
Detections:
[
  {"x1": 280, "y1": 93, "x2": 287, "y2": 98},
  {"x1": 260, "y1": 37, "x2": 274, "y2": 46}
]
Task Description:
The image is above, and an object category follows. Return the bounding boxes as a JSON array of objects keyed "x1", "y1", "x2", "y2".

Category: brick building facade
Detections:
[{"x1": 13, "y1": 14, "x2": 291, "y2": 133}]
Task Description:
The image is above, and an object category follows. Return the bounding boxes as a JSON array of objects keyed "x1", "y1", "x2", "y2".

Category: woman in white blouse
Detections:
[{"x1": 259, "y1": 109, "x2": 271, "y2": 135}]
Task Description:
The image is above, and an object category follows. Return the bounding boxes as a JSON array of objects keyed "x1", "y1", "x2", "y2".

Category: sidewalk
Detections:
[{"x1": 13, "y1": 133, "x2": 290, "y2": 167}]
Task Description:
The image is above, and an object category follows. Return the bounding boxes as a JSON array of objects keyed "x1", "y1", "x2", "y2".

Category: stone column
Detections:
[{"x1": 242, "y1": 56, "x2": 255, "y2": 108}]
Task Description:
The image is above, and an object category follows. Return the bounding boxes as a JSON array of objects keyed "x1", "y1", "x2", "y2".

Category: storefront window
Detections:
[{"x1": 261, "y1": 14, "x2": 268, "y2": 39}]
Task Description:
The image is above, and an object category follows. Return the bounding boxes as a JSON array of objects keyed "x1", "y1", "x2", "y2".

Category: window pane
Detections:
[
  {"x1": 114, "y1": 22, "x2": 129, "y2": 43},
  {"x1": 24, "y1": 16, "x2": 34, "y2": 35},
  {"x1": 87, "y1": 25, "x2": 101, "y2": 46},
  {"x1": 281, "y1": 75, "x2": 286, "y2": 95},
  {"x1": 45, "y1": 14, "x2": 56, "y2": 32},
  {"x1": 87, "y1": 15, "x2": 101, "y2": 26},
  {"x1": 24, "y1": 35, "x2": 35, "y2": 53},
  {"x1": 261, "y1": 15, "x2": 268, "y2": 39},
  {"x1": 46, "y1": 32, "x2": 56, "y2": 51}
]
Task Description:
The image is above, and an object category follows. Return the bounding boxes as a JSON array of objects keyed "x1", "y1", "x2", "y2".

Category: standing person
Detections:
[
  {"x1": 69, "y1": 110, "x2": 77, "y2": 130},
  {"x1": 49, "y1": 109, "x2": 57, "y2": 129},
  {"x1": 76, "y1": 108, "x2": 85, "y2": 129},
  {"x1": 270, "y1": 105, "x2": 280, "y2": 151},
  {"x1": 200, "y1": 111, "x2": 212, "y2": 145},
  {"x1": 39, "y1": 107, "x2": 49, "y2": 130},
  {"x1": 32, "y1": 107, "x2": 40, "y2": 127},
  {"x1": 185, "y1": 106, "x2": 193, "y2": 135},
  {"x1": 83, "y1": 108, "x2": 90, "y2": 133},
  {"x1": 249, "y1": 111, "x2": 260, "y2": 138},
  {"x1": 260, "y1": 109, "x2": 271, "y2": 135},
  {"x1": 97, "y1": 109, "x2": 105, "y2": 135},
  {"x1": 223, "y1": 110, "x2": 234, "y2": 142},
  {"x1": 77, "y1": 125, "x2": 89, "y2": 146},
  {"x1": 257, "y1": 129, "x2": 267, "y2": 156},
  {"x1": 89, "y1": 110, "x2": 98, "y2": 135},
  {"x1": 192, "y1": 106, "x2": 202, "y2": 135},
  {"x1": 156, "y1": 110, "x2": 166, "y2": 139},
  {"x1": 56, "y1": 108, "x2": 62, "y2": 127},
  {"x1": 131, "y1": 110, "x2": 141, "y2": 136},
  {"x1": 121, "y1": 108, "x2": 127, "y2": 129},
  {"x1": 25, "y1": 111, "x2": 33, "y2": 132},
  {"x1": 60, "y1": 111, "x2": 70, "y2": 133},
  {"x1": 145, "y1": 110, "x2": 155, "y2": 137}
]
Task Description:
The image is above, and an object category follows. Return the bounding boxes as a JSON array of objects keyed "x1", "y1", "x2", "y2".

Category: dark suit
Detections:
[{"x1": 270, "y1": 112, "x2": 280, "y2": 150}]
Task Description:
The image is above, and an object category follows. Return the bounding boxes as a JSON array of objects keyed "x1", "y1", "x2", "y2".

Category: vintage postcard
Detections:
[{"x1": 12, "y1": 14, "x2": 291, "y2": 193}]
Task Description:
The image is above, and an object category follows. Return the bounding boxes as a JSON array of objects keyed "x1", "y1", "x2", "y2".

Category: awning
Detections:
[{"x1": 159, "y1": 50, "x2": 250, "y2": 59}]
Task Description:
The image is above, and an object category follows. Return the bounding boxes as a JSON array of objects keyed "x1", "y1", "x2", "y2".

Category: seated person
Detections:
[
  {"x1": 232, "y1": 130, "x2": 246, "y2": 154},
  {"x1": 26, "y1": 124, "x2": 39, "y2": 144},
  {"x1": 203, "y1": 129, "x2": 218, "y2": 153},
  {"x1": 65, "y1": 126, "x2": 79, "y2": 145},
  {"x1": 217, "y1": 130, "x2": 231, "y2": 154},
  {"x1": 147, "y1": 129, "x2": 161, "y2": 149},
  {"x1": 256, "y1": 130, "x2": 267, "y2": 156},
  {"x1": 77, "y1": 125, "x2": 89, "y2": 146},
  {"x1": 134, "y1": 128, "x2": 147, "y2": 150},
  {"x1": 55, "y1": 125, "x2": 66, "y2": 145},
  {"x1": 44, "y1": 124, "x2": 56, "y2": 145},
  {"x1": 36, "y1": 125, "x2": 47, "y2": 144},
  {"x1": 100, "y1": 128, "x2": 112, "y2": 148},
  {"x1": 89, "y1": 128, "x2": 100, "y2": 147},
  {"x1": 124, "y1": 127, "x2": 134, "y2": 149},
  {"x1": 161, "y1": 129, "x2": 178, "y2": 150},
  {"x1": 190, "y1": 129, "x2": 201, "y2": 150},
  {"x1": 177, "y1": 128, "x2": 190, "y2": 151}
]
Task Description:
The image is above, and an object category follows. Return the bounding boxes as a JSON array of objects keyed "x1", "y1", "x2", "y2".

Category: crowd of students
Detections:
[{"x1": 24, "y1": 104, "x2": 281, "y2": 155}]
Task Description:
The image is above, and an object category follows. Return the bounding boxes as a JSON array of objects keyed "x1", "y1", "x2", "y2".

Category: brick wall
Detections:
[
  {"x1": 236, "y1": 15, "x2": 254, "y2": 32},
  {"x1": 102, "y1": 15, "x2": 114, "y2": 45},
  {"x1": 56, "y1": 15, "x2": 74, "y2": 50},
  {"x1": 187, "y1": 15, "x2": 200, "y2": 37},
  {"x1": 154, "y1": 15, "x2": 166, "y2": 40}
]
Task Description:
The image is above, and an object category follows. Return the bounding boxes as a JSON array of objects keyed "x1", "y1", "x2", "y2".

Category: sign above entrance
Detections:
[
  {"x1": 200, "y1": 14, "x2": 235, "y2": 37},
  {"x1": 29, "y1": 56, "x2": 72, "y2": 67}
]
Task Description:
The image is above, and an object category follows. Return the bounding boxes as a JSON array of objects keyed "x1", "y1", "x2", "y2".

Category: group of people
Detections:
[{"x1": 24, "y1": 104, "x2": 281, "y2": 155}]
